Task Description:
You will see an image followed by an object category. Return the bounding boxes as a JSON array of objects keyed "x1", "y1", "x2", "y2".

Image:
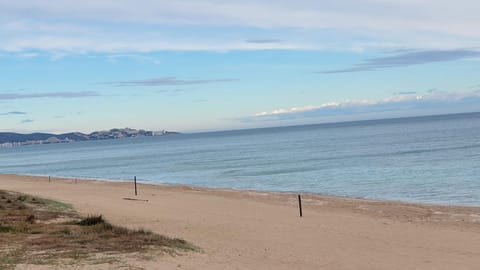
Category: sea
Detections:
[{"x1": 1, "y1": 112, "x2": 480, "y2": 206}]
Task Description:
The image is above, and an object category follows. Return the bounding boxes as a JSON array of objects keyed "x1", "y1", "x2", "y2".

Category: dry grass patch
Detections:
[{"x1": 0, "y1": 190, "x2": 195, "y2": 269}]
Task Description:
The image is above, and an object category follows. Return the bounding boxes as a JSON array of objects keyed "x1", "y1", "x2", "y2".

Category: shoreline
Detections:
[
  {"x1": 3, "y1": 173, "x2": 479, "y2": 209},
  {"x1": 1, "y1": 173, "x2": 480, "y2": 269},
  {"x1": 2, "y1": 173, "x2": 480, "y2": 230},
  {"x1": 2, "y1": 173, "x2": 480, "y2": 225}
]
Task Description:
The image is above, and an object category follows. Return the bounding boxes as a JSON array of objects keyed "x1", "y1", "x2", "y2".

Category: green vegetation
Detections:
[
  {"x1": 26, "y1": 194, "x2": 74, "y2": 212},
  {"x1": 76, "y1": 215, "x2": 105, "y2": 226},
  {"x1": 0, "y1": 225, "x2": 14, "y2": 233}
]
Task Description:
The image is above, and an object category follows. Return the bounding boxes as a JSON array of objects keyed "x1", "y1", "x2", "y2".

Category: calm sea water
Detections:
[{"x1": 1, "y1": 113, "x2": 480, "y2": 206}]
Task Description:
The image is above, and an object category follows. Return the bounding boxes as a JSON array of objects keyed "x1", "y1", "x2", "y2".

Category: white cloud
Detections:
[
  {"x1": 2, "y1": 1, "x2": 479, "y2": 34},
  {"x1": 252, "y1": 90, "x2": 480, "y2": 118},
  {"x1": 16, "y1": 52, "x2": 39, "y2": 58},
  {"x1": 1, "y1": 1, "x2": 480, "y2": 53},
  {"x1": 254, "y1": 102, "x2": 379, "y2": 117}
]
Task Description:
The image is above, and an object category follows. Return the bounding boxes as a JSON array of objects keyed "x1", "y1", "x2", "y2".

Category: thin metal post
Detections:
[
  {"x1": 134, "y1": 176, "x2": 137, "y2": 196},
  {"x1": 298, "y1": 194, "x2": 303, "y2": 217}
]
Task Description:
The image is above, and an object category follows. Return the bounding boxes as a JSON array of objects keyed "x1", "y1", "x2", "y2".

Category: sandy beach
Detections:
[{"x1": 1, "y1": 174, "x2": 480, "y2": 269}]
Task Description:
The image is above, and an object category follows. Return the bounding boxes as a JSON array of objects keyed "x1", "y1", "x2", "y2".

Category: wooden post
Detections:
[
  {"x1": 134, "y1": 176, "x2": 137, "y2": 196},
  {"x1": 49, "y1": 176, "x2": 51, "y2": 183},
  {"x1": 75, "y1": 178, "x2": 77, "y2": 184},
  {"x1": 298, "y1": 194, "x2": 303, "y2": 217}
]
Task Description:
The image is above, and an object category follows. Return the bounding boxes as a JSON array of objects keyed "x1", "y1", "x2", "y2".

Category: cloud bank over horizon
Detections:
[{"x1": 246, "y1": 90, "x2": 480, "y2": 125}]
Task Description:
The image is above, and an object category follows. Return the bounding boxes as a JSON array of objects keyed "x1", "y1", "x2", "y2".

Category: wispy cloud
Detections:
[
  {"x1": 0, "y1": 91, "x2": 99, "y2": 100},
  {"x1": 321, "y1": 49, "x2": 480, "y2": 73},
  {"x1": 16, "y1": 52, "x2": 40, "y2": 58},
  {"x1": 194, "y1": 99, "x2": 208, "y2": 103},
  {"x1": 393, "y1": 91, "x2": 417, "y2": 95},
  {"x1": 101, "y1": 77, "x2": 238, "y2": 87},
  {"x1": 245, "y1": 39, "x2": 283, "y2": 44},
  {"x1": 2, "y1": 1, "x2": 480, "y2": 53},
  {"x1": 20, "y1": 119, "x2": 34, "y2": 124},
  {"x1": 0, "y1": 111, "x2": 26, "y2": 116},
  {"x1": 105, "y1": 54, "x2": 161, "y2": 64}
]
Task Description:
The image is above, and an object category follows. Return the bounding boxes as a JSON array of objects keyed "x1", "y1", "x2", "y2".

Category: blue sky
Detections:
[{"x1": 1, "y1": 0, "x2": 480, "y2": 133}]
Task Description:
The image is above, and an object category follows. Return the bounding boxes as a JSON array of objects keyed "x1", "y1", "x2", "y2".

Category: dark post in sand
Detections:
[
  {"x1": 298, "y1": 194, "x2": 303, "y2": 217},
  {"x1": 134, "y1": 176, "x2": 137, "y2": 196}
]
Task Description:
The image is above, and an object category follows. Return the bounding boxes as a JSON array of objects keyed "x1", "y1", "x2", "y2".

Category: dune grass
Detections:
[{"x1": 0, "y1": 190, "x2": 195, "y2": 269}]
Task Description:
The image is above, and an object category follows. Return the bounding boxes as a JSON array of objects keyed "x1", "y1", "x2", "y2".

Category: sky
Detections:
[{"x1": 1, "y1": 0, "x2": 480, "y2": 133}]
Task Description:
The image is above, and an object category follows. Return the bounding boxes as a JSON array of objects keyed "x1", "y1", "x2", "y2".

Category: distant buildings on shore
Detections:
[{"x1": 0, "y1": 128, "x2": 179, "y2": 147}]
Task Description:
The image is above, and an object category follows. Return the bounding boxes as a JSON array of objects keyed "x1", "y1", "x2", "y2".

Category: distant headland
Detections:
[{"x1": 0, "y1": 128, "x2": 179, "y2": 147}]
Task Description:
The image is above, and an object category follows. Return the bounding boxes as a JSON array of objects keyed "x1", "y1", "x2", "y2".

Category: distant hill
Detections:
[{"x1": 0, "y1": 128, "x2": 178, "y2": 146}]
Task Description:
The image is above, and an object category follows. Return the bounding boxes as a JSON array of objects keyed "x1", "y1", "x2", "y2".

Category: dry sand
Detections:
[{"x1": 1, "y1": 174, "x2": 480, "y2": 270}]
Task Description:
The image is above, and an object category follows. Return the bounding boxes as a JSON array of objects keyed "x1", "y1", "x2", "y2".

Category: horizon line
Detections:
[{"x1": 4, "y1": 111, "x2": 478, "y2": 136}]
